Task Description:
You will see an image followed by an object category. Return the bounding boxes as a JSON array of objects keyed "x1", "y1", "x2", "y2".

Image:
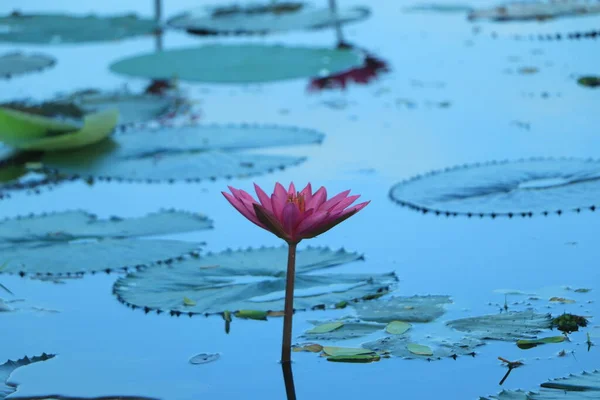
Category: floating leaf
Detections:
[
  {"x1": 0, "y1": 210, "x2": 211, "y2": 276},
  {"x1": 114, "y1": 246, "x2": 397, "y2": 316},
  {"x1": 353, "y1": 295, "x2": 452, "y2": 323},
  {"x1": 167, "y1": 3, "x2": 370, "y2": 35},
  {"x1": 574, "y1": 288, "x2": 592, "y2": 293},
  {"x1": 322, "y1": 347, "x2": 375, "y2": 357},
  {"x1": 0, "y1": 52, "x2": 55, "y2": 79},
  {"x1": 468, "y1": 1, "x2": 600, "y2": 21},
  {"x1": 390, "y1": 158, "x2": 600, "y2": 217},
  {"x1": 0, "y1": 107, "x2": 79, "y2": 144},
  {"x1": 110, "y1": 44, "x2": 364, "y2": 84},
  {"x1": 480, "y1": 369, "x2": 600, "y2": 399},
  {"x1": 327, "y1": 354, "x2": 380, "y2": 363},
  {"x1": 40, "y1": 123, "x2": 323, "y2": 182},
  {"x1": 1, "y1": 353, "x2": 55, "y2": 399},
  {"x1": 293, "y1": 343, "x2": 323, "y2": 353},
  {"x1": 549, "y1": 297, "x2": 576, "y2": 304},
  {"x1": 302, "y1": 320, "x2": 384, "y2": 341},
  {"x1": 403, "y1": 3, "x2": 473, "y2": 13},
  {"x1": 306, "y1": 322, "x2": 344, "y2": 334},
  {"x1": 406, "y1": 343, "x2": 433, "y2": 356},
  {"x1": 516, "y1": 336, "x2": 566, "y2": 350},
  {"x1": 183, "y1": 297, "x2": 196, "y2": 307},
  {"x1": 577, "y1": 76, "x2": 600, "y2": 88},
  {"x1": 363, "y1": 335, "x2": 484, "y2": 361},
  {"x1": 385, "y1": 321, "x2": 412, "y2": 335},
  {"x1": 9, "y1": 109, "x2": 118, "y2": 151},
  {"x1": 189, "y1": 353, "x2": 220, "y2": 365},
  {"x1": 234, "y1": 309, "x2": 268, "y2": 320},
  {"x1": 447, "y1": 311, "x2": 553, "y2": 341},
  {"x1": 0, "y1": 12, "x2": 157, "y2": 44}
]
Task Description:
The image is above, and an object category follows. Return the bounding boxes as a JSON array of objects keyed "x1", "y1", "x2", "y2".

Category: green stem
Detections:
[{"x1": 281, "y1": 242, "x2": 297, "y2": 364}]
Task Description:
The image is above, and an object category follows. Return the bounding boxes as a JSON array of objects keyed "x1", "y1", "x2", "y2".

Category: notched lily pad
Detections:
[
  {"x1": 0, "y1": 210, "x2": 211, "y2": 276},
  {"x1": 302, "y1": 319, "x2": 385, "y2": 340},
  {"x1": 0, "y1": 12, "x2": 158, "y2": 44},
  {"x1": 481, "y1": 369, "x2": 600, "y2": 399},
  {"x1": 113, "y1": 246, "x2": 397, "y2": 316},
  {"x1": 0, "y1": 52, "x2": 56, "y2": 79},
  {"x1": 110, "y1": 44, "x2": 364, "y2": 84},
  {"x1": 363, "y1": 334, "x2": 484, "y2": 361},
  {"x1": 447, "y1": 310, "x2": 554, "y2": 341},
  {"x1": 1, "y1": 353, "x2": 55, "y2": 399},
  {"x1": 390, "y1": 158, "x2": 600, "y2": 217},
  {"x1": 353, "y1": 295, "x2": 452, "y2": 323},
  {"x1": 40, "y1": 123, "x2": 324, "y2": 182},
  {"x1": 167, "y1": 2, "x2": 370, "y2": 35}
]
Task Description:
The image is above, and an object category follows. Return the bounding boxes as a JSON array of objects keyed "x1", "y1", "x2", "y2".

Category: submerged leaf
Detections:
[
  {"x1": 0, "y1": 52, "x2": 55, "y2": 79},
  {"x1": 0, "y1": 13, "x2": 157, "y2": 44},
  {"x1": 1, "y1": 353, "x2": 55, "y2": 399},
  {"x1": 41, "y1": 123, "x2": 324, "y2": 182},
  {"x1": 167, "y1": 3, "x2": 370, "y2": 35},
  {"x1": 114, "y1": 246, "x2": 397, "y2": 316},
  {"x1": 516, "y1": 336, "x2": 565, "y2": 349},
  {"x1": 390, "y1": 158, "x2": 600, "y2": 217},
  {"x1": 353, "y1": 295, "x2": 452, "y2": 323},
  {"x1": 447, "y1": 311, "x2": 553, "y2": 341},
  {"x1": 385, "y1": 321, "x2": 412, "y2": 335},
  {"x1": 110, "y1": 44, "x2": 364, "y2": 84}
]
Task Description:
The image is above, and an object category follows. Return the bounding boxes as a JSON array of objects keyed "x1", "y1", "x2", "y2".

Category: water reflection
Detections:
[
  {"x1": 154, "y1": 0, "x2": 163, "y2": 51},
  {"x1": 281, "y1": 362, "x2": 297, "y2": 400}
]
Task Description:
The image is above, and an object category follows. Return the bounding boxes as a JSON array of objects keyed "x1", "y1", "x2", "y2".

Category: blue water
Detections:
[{"x1": 1, "y1": 0, "x2": 599, "y2": 399}]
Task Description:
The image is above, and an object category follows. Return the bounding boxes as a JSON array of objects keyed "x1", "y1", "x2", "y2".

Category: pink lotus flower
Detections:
[{"x1": 222, "y1": 182, "x2": 369, "y2": 244}]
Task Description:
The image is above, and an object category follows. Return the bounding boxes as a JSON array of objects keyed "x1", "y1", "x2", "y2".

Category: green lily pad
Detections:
[
  {"x1": 481, "y1": 370, "x2": 600, "y2": 399},
  {"x1": 353, "y1": 295, "x2": 452, "y2": 323},
  {"x1": 577, "y1": 76, "x2": 600, "y2": 88},
  {"x1": 0, "y1": 210, "x2": 211, "y2": 276},
  {"x1": 446, "y1": 311, "x2": 554, "y2": 341},
  {"x1": 0, "y1": 107, "x2": 79, "y2": 144},
  {"x1": 322, "y1": 346, "x2": 375, "y2": 357},
  {"x1": 327, "y1": 354, "x2": 380, "y2": 363},
  {"x1": 516, "y1": 336, "x2": 566, "y2": 349},
  {"x1": 110, "y1": 44, "x2": 365, "y2": 84},
  {"x1": 0, "y1": 52, "x2": 56, "y2": 79},
  {"x1": 167, "y1": 3, "x2": 370, "y2": 35},
  {"x1": 0, "y1": 12, "x2": 158, "y2": 44},
  {"x1": 406, "y1": 343, "x2": 433, "y2": 356},
  {"x1": 306, "y1": 322, "x2": 344, "y2": 334},
  {"x1": 10, "y1": 109, "x2": 118, "y2": 151},
  {"x1": 1, "y1": 353, "x2": 55, "y2": 399},
  {"x1": 113, "y1": 246, "x2": 397, "y2": 316},
  {"x1": 234, "y1": 309, "x2": 268, "y2": 320},
  {"x1": 363, "y1": 334, "x2": 484, "y2": 361},
  {"x1": 386, "y1": 321, "x2": 412, "y2": 335},
  {"x1": 302, "y1": 319, "x2": 385, "y2": 340},
  {"x1": 40, "y1": 123, "x2": 324, "y2": 182},
  {"x1": 390, "y1": 158, "x2": 600, "y2": 217}
]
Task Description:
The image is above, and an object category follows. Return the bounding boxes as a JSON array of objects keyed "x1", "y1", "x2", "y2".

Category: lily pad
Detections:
[
  {"x1": 302, "y1": 319, "x2": 385, "y2": 340},
  {"x1": 446, "y1": 311, "x2": 553, "y2": 341},
  {"x1": 306, "y1": 322, "x2": 344, "y2": 334},
  {"x1": 0, "y1": 210, "x2": 211, "y2": 276},
  {"x1": 40, "y1": 123, "x2": 324, "y2": 182},
  {"x1": 353, "y1": 295, "x2": 452, "y2": 323},
  {"x1": 403, "y1": 3, "x2": 473, "y2": 13},
  {"x1": 407, "y1": 343, "x2": 433, "y2": 356},
  {"x1": 326, "y1": 354, "x2": 380, "y2": 363},
  {"x1": 386, "y1": 321, "x2": 412, "y2": 335},
  {"x1": 1, "y1": 353, "x2": 55, "y2": 399},
  {"x1": 0, "y1": 107, "x2": 79, "y2": 144},
  {"x1": 516, "y1": 336, "x2": 566, "y2": 349},
  {"x1": 113, "y1": 246, "x2": 397, "y2": 316},
  {"x1": 468, "y1": 1, "x2": 600, "y2": 22},
  {"x1": 322, "y1": 346, "x2": 375, "y2": 357},
  {"x1": 8, "y1": 109, "x2": 118, "y2": 151},
  {"x1": 189, "y1": 353, "x2": 220, "y2": 365},
  {"x1": 0, "y1": 52, "x2": 56, "y2": 79},
  {"x1": 363, "y1": 334, "x2": 484, "y2": 361},
  {"x1": 577, "y1": 76, "x2": 600, "y2": 88},
  {"x1": 390, "y1": 158, "x2": 600, "y2": 217},
  {"x1": 0, "y1": 12, "x2": 157, "y2": 44},
  {"x1": 481, "y1": 370, "x2": 600, "y2": 399},
  {"x1": 167, "y1": 3, "x2": 370, "y2": 35},
  {"x1": 110, "y1": 44, "x2": 364, "y2": 84}
]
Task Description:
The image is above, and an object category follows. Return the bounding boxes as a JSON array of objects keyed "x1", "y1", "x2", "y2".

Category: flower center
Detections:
[{"x1": 287, "y1": 192, "x2": 306, "y2": 213}]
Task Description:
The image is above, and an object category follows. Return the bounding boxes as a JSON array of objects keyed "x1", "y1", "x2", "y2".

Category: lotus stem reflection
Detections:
[{"x1": 223, "y1": 182, "x2": 369, "y2": 363}]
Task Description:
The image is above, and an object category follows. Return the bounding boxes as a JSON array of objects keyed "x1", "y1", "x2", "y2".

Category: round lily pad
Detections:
[
  {"x1": 109, "y1": 44, "x2": 365, "y2": 84},
  {"x1": 0, "y1": 12, "x2": 157, "y2": 44},
  {"x1": 167, "y1": 2, "x2": 370, "y2": 35},
  {"x1": 0, "y1": 52, "x2": 56, "y2": 79},
  {"x1": 390, "y1": 158, "x2": 600, "y2": 218}
]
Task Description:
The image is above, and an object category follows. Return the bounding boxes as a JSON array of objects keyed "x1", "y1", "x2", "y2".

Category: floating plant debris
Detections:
[
  {"x1": 40, "y1": 123, "x2": 324, "y2": 182},
  {"x1": 481, "y1": 369, "x2": 600, "y2": 399},
  {"x1": 551, "y1": 313, "x2": 588, "y2": 333},
  {"x1": 110, "y1": 44, "x2": 364, "y2": 84},
  {"x1": 0, "y1": 12, "x2": 157, "y2": 44},
  {"x1": 577, "y1": 76, "x2": 600, "y2": 88},
  {"x1": 1, "y1": 353, "x2": 55, "y2": 399},
  {"x1": 447, "y1": 311, "x2": 554, "y2": 341},
  {"x1": 390, "y1": 158, "x2": 600, "y2": 217},
  {"x1": 113, "y1": 246, "x2": 397, "y2": 316},
  {"x1": 0, "y1": 210, "x2": 211, "y2": 276},
  {"x1": 468, "y1": 0, "x2": 600, "y2": 22},
  {"x1": 167, "y1": 2, "x2": 370, "y2": 35},
  {"x1": 0, "y1": 52, "x2": 56, "y2": 79},
  {"x1": 353, "y1": 295, "x2": 452, "y2": 323}
]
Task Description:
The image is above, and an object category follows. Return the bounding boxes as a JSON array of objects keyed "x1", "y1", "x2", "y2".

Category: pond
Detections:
[{"x1": 0, "y1": 0, "x2": 599, "y2": 399}]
